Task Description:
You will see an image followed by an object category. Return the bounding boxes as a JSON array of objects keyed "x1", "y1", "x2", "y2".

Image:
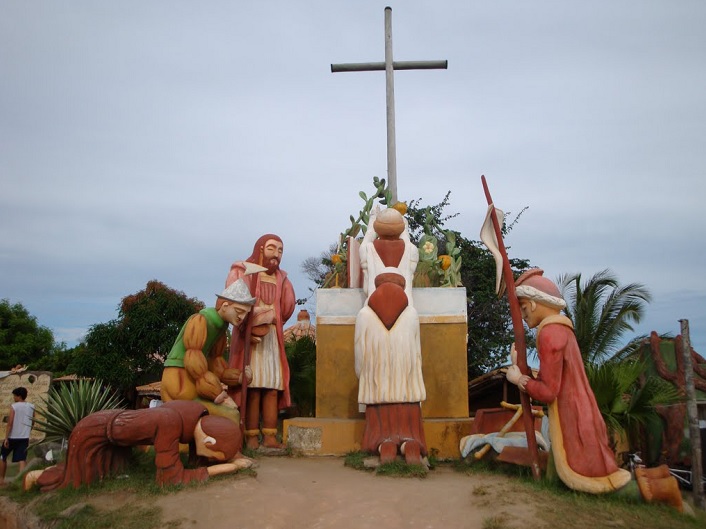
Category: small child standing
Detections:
[{"x1": 1, "y1": 387, "x2": 35, "y2": 483}]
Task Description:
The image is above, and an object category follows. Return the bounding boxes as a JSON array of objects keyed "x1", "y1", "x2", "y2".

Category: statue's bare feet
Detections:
[
  {"x1": 23, "y1": 469, "x2": 44, "y2": 491},
  {"x1": 379, "y1": 441, "x2": 397, "y2": 464},
  {"x1": 401, "y1": 441, "x2": 422, "y2": 465}
]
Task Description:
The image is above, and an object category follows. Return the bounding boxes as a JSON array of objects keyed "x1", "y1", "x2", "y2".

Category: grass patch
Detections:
[
  {"x1": 344, "y1": 451, "x2": 428, "y2": 478},
  {"x1": 472, "y1": 484, "x2": 490, "y2": 496},
  {"x1": 454, "y1": 457, "x2": 706, "y2": 529},
  {"x1": 482, "y1": 513, "x2": 510, "y2": 529},
  {"x1": 376, "y1": 460, "x2": 427, "y2": 478},
  {"x1": 344, "y1": 450, "x2": 370, "y2": 471},
  {"x1": 0, "y1": 447, "x2": 255, "y2": 529}
]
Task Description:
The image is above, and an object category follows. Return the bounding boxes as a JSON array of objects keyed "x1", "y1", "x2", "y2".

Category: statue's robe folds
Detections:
[
  {"x1": 36, "y1": 401, "x2": 210, "y2": 491},
  {"x1": 355, "y1": 299, "x2": 427, "y2": 454},
  {"x1": 225, "y1": 262, "x2": 296, "y2": 410},
  {"x1": 525, "y1": 315, "x2": 631, "y2": 493}
]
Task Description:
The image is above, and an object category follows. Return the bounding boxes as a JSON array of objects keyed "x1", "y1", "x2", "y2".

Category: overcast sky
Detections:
[{"x1": 1, "y1": 1, "x2": 704, "y2": 359}]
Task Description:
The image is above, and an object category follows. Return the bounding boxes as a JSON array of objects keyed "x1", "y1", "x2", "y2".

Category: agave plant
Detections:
[{"x1": 33, "y1": 379, "x2": 125, "y2": 442}]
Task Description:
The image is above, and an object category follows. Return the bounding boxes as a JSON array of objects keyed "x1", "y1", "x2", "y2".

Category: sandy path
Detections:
[{"x1": 156, "y1": 457, "x2": 537, "y2": 529}]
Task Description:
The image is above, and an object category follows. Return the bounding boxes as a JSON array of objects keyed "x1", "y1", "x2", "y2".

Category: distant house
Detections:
[
  {"x1": 468, "y1": 366, "x2": 538, "y2": 416},
  {"x1": 283, "y1": 310, "x2": 316, "y2": 343}
]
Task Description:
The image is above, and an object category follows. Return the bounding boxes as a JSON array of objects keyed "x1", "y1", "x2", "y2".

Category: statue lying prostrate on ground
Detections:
[
  {"x1": 161, "y1": 269, "x2": 262, "y2": 426},
  {"x1": 24, "y1": 401, "x2": 249, "y2": 492},
  {"x1": 505, "y1": 269, "x2": 631, "y2": 494},
  {"x1": 355, "y1": 207, "x2": 427, "y2": 465}
]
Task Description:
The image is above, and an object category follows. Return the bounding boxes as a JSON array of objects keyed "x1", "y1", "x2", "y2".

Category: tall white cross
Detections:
[{"x1": 331, "y1": 6, "x2": 447, "y2": 203}]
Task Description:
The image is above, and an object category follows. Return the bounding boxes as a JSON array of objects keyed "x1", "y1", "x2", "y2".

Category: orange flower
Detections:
[
  {"x1": 439, "y1": 255, "x2": 452, "y2": 270},
  {"x1": 331, "y1": 254, "x2": 343, "y2": 265},
  {"x1": 391, "y1": 201, "x2": 408, "y2": 216}
]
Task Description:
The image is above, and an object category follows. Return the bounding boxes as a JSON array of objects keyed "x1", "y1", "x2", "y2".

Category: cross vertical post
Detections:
[
  {"x1": 384, "y1": 7, "x2": 397, "y2": 203},
  {"x1": 331, "y1": 6, "x2": 447, "y2": 204}
]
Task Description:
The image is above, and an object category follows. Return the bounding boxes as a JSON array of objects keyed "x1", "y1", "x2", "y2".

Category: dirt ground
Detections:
[{"x1": 153, "y1": 456, "x2": 537, "y2": 529}]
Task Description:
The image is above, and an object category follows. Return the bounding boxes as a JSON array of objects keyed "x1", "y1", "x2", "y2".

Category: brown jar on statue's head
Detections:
[{"x1": 373, "y1": 208, "x2": 405, "y2": 239}]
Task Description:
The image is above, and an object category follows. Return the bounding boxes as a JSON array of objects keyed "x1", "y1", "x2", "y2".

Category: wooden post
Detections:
[
  {"x1": 331, "y1": 7, "x2": 447, "y2": 204},
  {"x1": 680, "y1": 319, "x2": 705, "y2": 509},
  {"x1": 384, "y1": 7, "x2": 397, "y2": 204},
  {"x1": 481, "y1": 176, "x2": 542, "y2": 480}
]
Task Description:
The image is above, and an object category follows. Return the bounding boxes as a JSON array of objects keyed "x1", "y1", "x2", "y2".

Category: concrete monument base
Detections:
[
  {"x1": 283, "y1": 417, "x2": 473, "y2": 459},
  {"x1": 284, "y1": 287, "x2": 471, "y2": 459}
]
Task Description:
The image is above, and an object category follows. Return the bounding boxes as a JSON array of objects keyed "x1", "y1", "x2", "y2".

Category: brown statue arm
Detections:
[
  {"x1": 206, "y1": 332, "x2": 243, "y2": 387},
  {"x1": 182, "y1": 314, "x2": 225, "y2": 402}
]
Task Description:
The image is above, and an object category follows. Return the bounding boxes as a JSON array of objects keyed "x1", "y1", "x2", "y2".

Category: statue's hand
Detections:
[
  {"x1": 214, "y1": 390, "x2": 229, "y2": 405},
  {"x1": 221, "y1": 396, "x2": 238, "y2": 409},
  {"x1": 506, "y1": 364, "x2": 523, "y2": 385},
  {"x1": 244, "y1": 365, "x2": 253, "y2": 384},
  {"x1": 220, "y1": 368, "x2": 242, "y2": 386},
  {"x1": 510, "y1": 343, "x2": 517, "y2": 365}
]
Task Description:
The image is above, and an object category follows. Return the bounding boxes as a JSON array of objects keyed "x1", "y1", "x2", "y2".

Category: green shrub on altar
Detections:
[{"x1": 323, "y1": 176, "x2": 462, "y2": 289}]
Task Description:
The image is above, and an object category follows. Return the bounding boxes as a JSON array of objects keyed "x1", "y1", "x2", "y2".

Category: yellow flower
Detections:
[
  {"x1": 423, "y1": 241, "x2": 435, "y2": 254},
  {"x1": 331, "y1": 254, "x2": 343, "y2": 265},
  {"x1": 439, "y1": 255, "x2": 452, "y2": 270},
  {"x1": 391, "y1": 202, "x2": 408, "y2": 216}
]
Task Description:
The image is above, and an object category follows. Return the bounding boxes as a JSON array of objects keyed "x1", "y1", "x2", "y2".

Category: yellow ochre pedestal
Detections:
[{"x1": 284, "y1": 288, "x2": 472, "y2": 459}]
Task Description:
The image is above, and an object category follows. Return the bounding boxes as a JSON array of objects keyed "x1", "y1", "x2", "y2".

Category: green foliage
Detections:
[
  {"x1": 407, "y1": 196, "x2": 531, "y2": 377},
  {"x1": 559, "y1": 269, "x2": 652, "y2": 365},
  {"x1": 33, "y1": 379, "x2": 124, "y2": 442},
  {"x1": 586, "y1": 360, "x2": 682, "y2": 448},
  {"x1": 408, "y1": 194, "x2": 463, "y2": 288},
  {"x1": 0, "y1": 299, "x2": 55, "y2": 369},
  {"x1": 284, "y1": 335, "x2": 316, "y2": 417},
  {"x1": 31, "y1": 344, "x2": 76, "y2": 377},
  {"x1": 340, "y1": 175, "x2": 392, "y2": 242},
  {"x1": 72, "y1": 280, "x2": 204, "y2": 392}
]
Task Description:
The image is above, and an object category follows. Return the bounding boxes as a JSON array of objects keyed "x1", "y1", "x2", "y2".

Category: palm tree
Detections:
[
  {"x1": 558, "y1": 269, "x2": 652, "y2": 365},
  {"x1": 558, "y1": 269, "x2": 681, "y2": 454},
  {"x1": 585, "y1": 360, "x2": 681, "y2": 452}
]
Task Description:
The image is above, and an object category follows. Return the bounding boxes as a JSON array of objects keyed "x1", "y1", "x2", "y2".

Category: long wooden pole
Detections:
[
  {"x1": 331, "y1": 7, "x2": 447, "y2": 205},
  {"x1": 481, "y1": 175, "x2": 542, "y2": 480},
  {"x1": 679, "y1": 319, "x2": 705, "y2": 508},
  {"x1": 239, "y1": 272, "x2": 260, "y2": 433},
  {"x1": 384, "y1": 7, "x2": 397, "y2": 204}
]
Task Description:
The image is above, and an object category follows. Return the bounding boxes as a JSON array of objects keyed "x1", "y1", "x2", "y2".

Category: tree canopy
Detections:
[
  {"x1": 405, "y1": 194, "x2": 531, "y2": 378},
  {"x1": 0, "y1": 299, "x2": 55, "y2": 370},
  {"x1": 72, "y1": 280, "x2": 204, "y2": 392}
]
